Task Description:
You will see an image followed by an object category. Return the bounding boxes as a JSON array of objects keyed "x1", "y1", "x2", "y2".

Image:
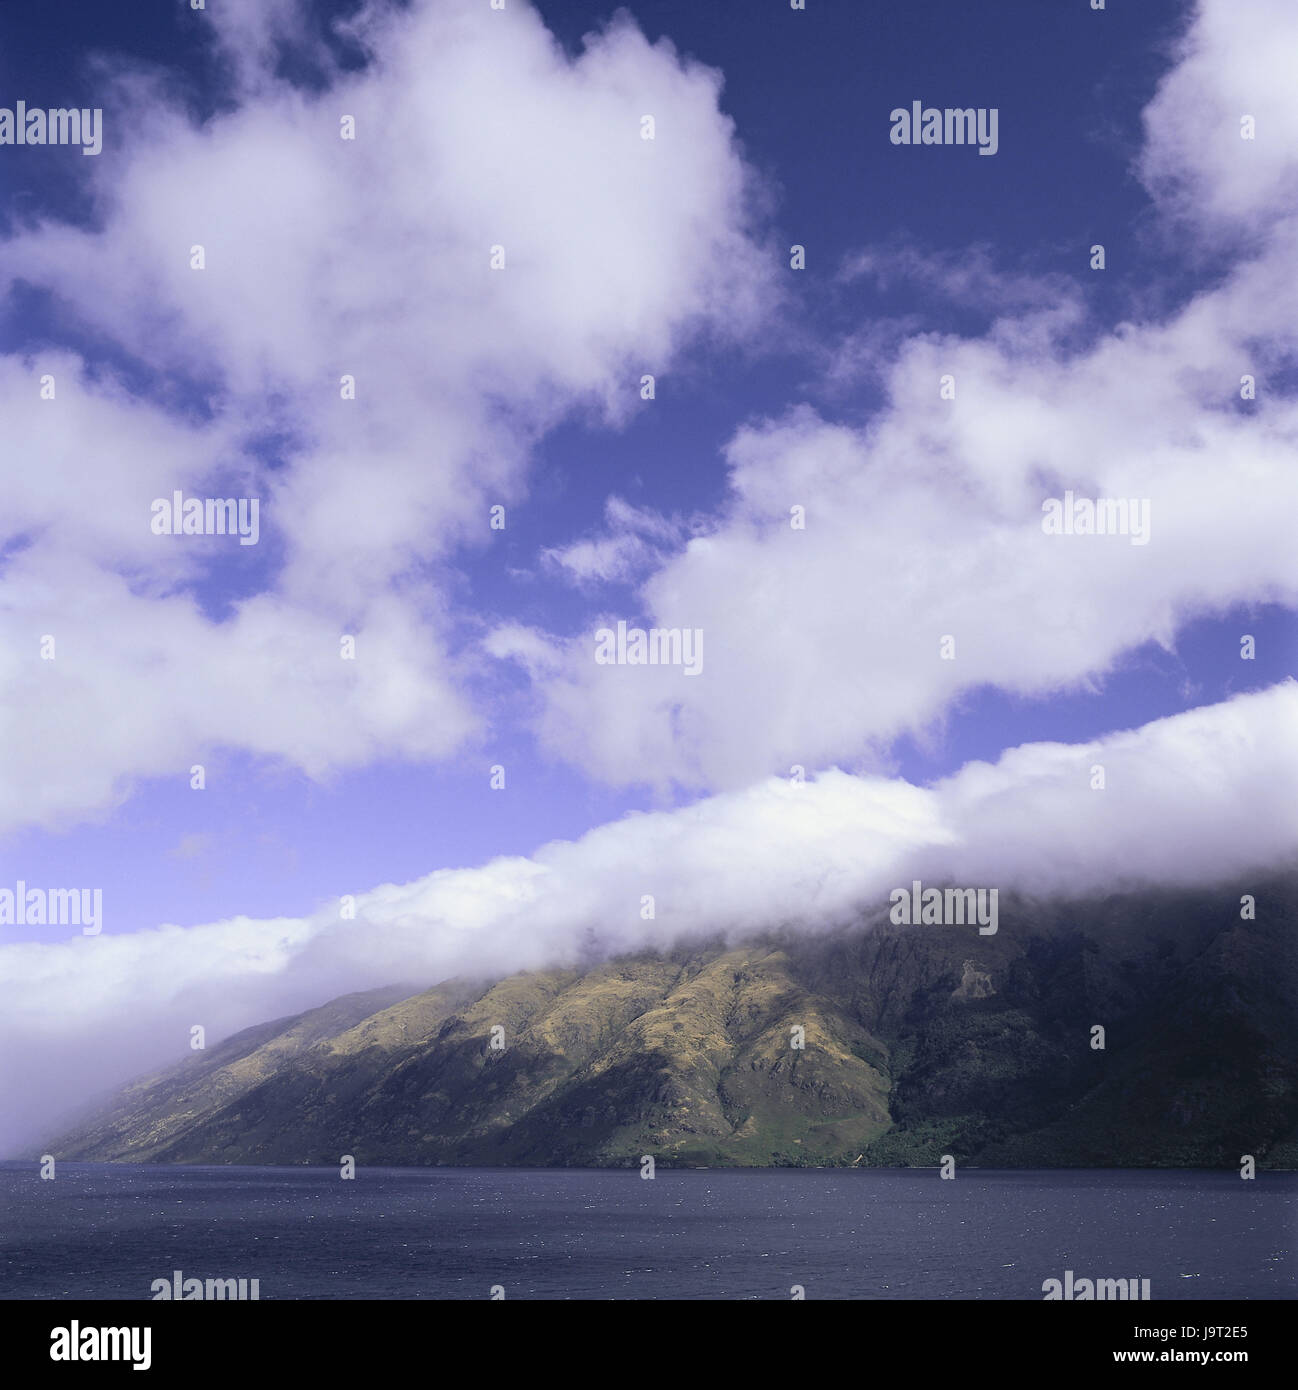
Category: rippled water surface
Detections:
[{"x1": 2, "y1": 1163, "x2": 1293, "y2": 1300}]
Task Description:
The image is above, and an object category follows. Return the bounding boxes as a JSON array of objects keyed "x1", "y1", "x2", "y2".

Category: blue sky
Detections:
[
  {"x1": 1, "y1": 0, "x2": 1297, "y2": 1146},
  {"x1": 2, "y1": 0, "x2": 1291, "y2": 936}
]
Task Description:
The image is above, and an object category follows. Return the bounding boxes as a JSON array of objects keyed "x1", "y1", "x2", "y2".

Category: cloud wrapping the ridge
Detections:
[
  {"x1": 2, "y1": 682, "x2": 1295, "y2": 1150},
  {"x1": 2, "y1": 0, "x2": 1296, "y2": 1157}
]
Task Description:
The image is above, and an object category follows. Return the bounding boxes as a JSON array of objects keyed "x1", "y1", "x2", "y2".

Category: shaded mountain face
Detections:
[{"x1": 46, "y1": 878, "x2": 1298, "y2": 1168}]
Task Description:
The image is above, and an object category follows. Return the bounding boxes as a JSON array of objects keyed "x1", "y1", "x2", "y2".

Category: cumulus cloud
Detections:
[
  {"x1": 2, "y1": 681, "x2": 1292, "y2": 1151},
  {"x1": 0, "y1": 0, "x2": 774, "y2": 831},
  {"x1": 1139, "y1": 0, "x2": 1298, "y2": 238},
  {"x1": 502, "y1": 0, "x2": 1298, "y2": 792}
]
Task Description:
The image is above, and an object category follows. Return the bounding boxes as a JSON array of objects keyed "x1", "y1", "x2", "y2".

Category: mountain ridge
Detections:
[{"x1": 44, "y1": 877, "x2": 1298, "y2": 1169}]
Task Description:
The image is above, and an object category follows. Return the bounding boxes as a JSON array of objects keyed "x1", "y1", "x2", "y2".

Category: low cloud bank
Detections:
[{"x1": 3, "y1": 681, "x2": 1293, "y2": 1153}]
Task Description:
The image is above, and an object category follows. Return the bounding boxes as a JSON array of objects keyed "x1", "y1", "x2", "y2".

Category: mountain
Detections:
[{"x1": 46, "y1": 877, "x2": 1298, "y2": 1168}]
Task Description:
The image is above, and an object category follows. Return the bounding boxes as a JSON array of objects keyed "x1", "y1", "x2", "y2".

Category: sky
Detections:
[{"x1": 0, "y1": 0, "x2": 1296, "y2": 1149}]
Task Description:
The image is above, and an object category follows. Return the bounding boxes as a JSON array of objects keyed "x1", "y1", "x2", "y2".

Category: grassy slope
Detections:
[{"x1": 47, "y1": 877, "x2": 1298, "y2": 1168}]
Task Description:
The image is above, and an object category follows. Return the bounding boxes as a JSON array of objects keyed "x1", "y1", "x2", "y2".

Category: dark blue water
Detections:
[{"x1": 1, "y1": 1164, "x2": 1293, "y2": 1300}]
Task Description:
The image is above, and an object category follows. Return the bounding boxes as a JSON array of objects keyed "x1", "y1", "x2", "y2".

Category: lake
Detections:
[{"x1": 1, "y1": 1163, "x2": 1292, "y2": 1300}]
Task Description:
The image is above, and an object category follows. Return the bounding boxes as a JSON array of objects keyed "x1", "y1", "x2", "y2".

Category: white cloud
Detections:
[
  {"x1": 502, "y1": 0, "x2": 1298, "y2": 791},
  {"x1": 0, "y1": 0, "x2": 775, "y2": 831},
  {"x1": 541, "y1": 496, "x2": 688, "y2": 585},
  {"x1": 2, "y1": 681, "x2": 1292, "y2": 1151},
  {"x1": 1139, "y1": 0, "x2": 1298, "y2": 237},
  {"x1": 505, "y1": 279, "x2": 1298, "y2": 788}
]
